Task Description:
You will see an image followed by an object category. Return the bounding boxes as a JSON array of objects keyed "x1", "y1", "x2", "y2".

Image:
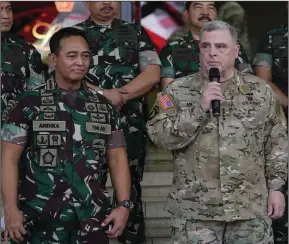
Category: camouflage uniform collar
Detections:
[
  {"x1": 45, "y1": 72, "x2": 87, "y2": 95},
  {"x1": 185, "y1": 31, "x2": 200, "y2": 46},
  {"x1": 195, "y1": 69, "x2": 241, "y2": 93},
  {"x1": 85, "y1": 16, "x2": 117, "y2": 29}
]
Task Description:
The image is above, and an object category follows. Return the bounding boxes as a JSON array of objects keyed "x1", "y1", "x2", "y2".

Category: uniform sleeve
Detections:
[
  {"x1": 106, "y1": 104, "x2": 126, "y2": 150},
  {"x1": 1, "y1": 95, "x2": 35, "y2": 147},
  {"x1": 138, "y1": 26, "x2": 161, "y2": 71},
  {"x1": 264, "y1": 89, "x2": 288, "y2": 191},
  {"x1": 252, "y1": 32, "x2": 273, "y2": 68},
  {"x1": 159, "y1": 43, "x2": 175, "y2": 78},
  {"x1": 146, "y1": 85, "x2": 209, "y2": 151},
  {"x1": 26, "y1": 44, "x2": 46, "y2": 90},
  {"x1": 235, "y1": 42, "x2": 253, "y2": 74}
]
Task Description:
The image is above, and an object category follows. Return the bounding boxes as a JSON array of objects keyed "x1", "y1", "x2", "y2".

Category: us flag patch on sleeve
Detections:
[{"x1": 158, "y1": 94, "x2": 174, "y2": 110}]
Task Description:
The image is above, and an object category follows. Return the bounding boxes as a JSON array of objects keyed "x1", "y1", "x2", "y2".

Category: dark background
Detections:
[{"x1": 10, "y1": 1, "x2": 288, "y2": 56}]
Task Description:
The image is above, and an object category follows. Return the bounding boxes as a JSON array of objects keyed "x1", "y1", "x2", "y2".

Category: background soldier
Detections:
[
  {"x1": 74, "y1": 2, "x2": 161, "y2": 243},
  {"x1": 1, "y1": 27, "x2": 131, "y2": 244},
  {"x1": 1, "y1": 1, "x2": 45, "y2": 124},
  {"x1": 147, "y1": 21, "x2": 287, "y2": 244},
  {"x1": 252, "y1": 7, "x2": 288, "y2": 243},
  {"x1": 159, "y1": 1, "x2": 252, "y2": 90}
]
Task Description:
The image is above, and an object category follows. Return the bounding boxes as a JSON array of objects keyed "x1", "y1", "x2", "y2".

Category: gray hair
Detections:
[{"x1": 200, "y1": 20, "x2": 238, "y2": 43}]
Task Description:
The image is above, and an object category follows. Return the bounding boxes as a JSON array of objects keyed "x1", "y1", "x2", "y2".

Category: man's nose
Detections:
[
  {"x1": 209, "y1": 46, "x2": 217, "y2": 56},
  {"x1": 1, "y1": 10, "x2": 9, "y2": 19}
]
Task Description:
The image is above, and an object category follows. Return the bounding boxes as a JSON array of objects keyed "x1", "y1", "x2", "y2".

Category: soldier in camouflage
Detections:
[
  {"x1": 74, "y1": 2, "x2": 161, "y2": 243},
  {"x1": 1, "y1": 27, "x2": 131, "y2": 244},
  {"x1": 1, "y1": 1, "x2": 45, "y2": 124},
  {"x1": 147, "y1": 21, "x2": 288, "y2": 244},
  {"x1": 252, "y1": 12, "x2": 288, "y2": 244},
  {"x1": 160, "y1": 1, "x2": 253, "y2": 90}
]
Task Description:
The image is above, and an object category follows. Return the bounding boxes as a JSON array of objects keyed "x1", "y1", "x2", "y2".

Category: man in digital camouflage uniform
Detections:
[
  {"x1": 253, "y1": 11, "x2": 288, "y2": 244},
  {"x1": 159, "y1": 1, "x2": 252, "y2": 90},
  {"x1": 74, "y1": 2, "x2": 161, "y2": 243},
  {"x1": 1, "y1": 27, "x2": 131, "y2": 244},
  {"x1": 1, "y1": 1, "x2": 45, "y2": 124},
  {"x1": 147, "y1": 21, "x2": 288, "y2": 244}
]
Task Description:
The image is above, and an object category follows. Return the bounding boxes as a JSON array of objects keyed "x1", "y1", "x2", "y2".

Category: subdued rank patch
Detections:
[
  {"x1": 40, "y1": 106, "x2": 57, "y2": 112},
  {"x1": 85, "y1": 102, "x2": 98, "y2": 112},
  {"x1": 43, "y1": 113, "x2": 55, "y2": 120},
  {"x1": 97, "y1": 104, "x2": 108, "y2": 113},
  {"x1": 90, "y1": 113, "x2": 107, "y2": 123},
  {"x1": 40, "y1": 89, "x2": 53, "y2": 96},
  {"x1": 46, "y1": 78, "x2": 55, "y2": 91},
  {"x1": 49, "y1": 134, "x2": 62, "y2": 146},
  {"x1": 157, "y1": 94, "x2": 175, "y2": 110},
  {"x1": 93, "y1": 150, "x2": 100, "y2": 160},
  {"x1": 39, "y1": 149, "x2": 57, "y2": 167},
  {"x1": 86, "y1": 122, "x2": 111, "y2": 135},
  {"x1": 88, "y1": 96, "x2": 99, "y2": 103},
  {"x1": 238, "y1": 83, "x2": 250, "y2": 95},
  {"x1": 33, "y1": 121, "x2": 66, "y2": 131},
  {"x1": 41, "y1": 96, "x2": 54, "y2": 105},
  {"x1": 92, "y1": 139, "x2": 105, "y2": 149},
  {"x1": 36, "y1": 134, "x2": 49, "y2": 147}
]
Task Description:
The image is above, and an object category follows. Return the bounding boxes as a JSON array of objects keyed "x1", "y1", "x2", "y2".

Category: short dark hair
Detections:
[
  {"x1": 185, "y1": 1, "x2": 219, "y2": 11},
  {"x1": 185, "y1": 1, "x2": 193, "y2": 10},
  {"x1": 49, "y1": 27, "x2": 88, "y2": 55}
]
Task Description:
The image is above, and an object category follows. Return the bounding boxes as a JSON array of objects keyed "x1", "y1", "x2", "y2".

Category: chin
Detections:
[
  {"x1": 69, "y1": 75, "x2": 85, "y2": 82},
  {"x1": 1, "y1": 27, "x2": 11, "y2": 32}
]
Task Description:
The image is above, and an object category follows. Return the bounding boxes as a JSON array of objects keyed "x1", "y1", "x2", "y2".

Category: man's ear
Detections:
[
  {"x1": 48, "y1": 53, "x2": 57, "y2": 67},
  {"x1": 183, "y1": 10, "x2": 189, "y2": 23},
  {"x1": 234, "y1": 44, "x2": 240, "y2": 59}
]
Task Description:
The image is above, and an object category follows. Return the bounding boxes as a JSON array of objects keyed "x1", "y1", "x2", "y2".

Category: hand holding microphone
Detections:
[{"x1": 200, "y1": 68, "x2": 225, "y2": 116}]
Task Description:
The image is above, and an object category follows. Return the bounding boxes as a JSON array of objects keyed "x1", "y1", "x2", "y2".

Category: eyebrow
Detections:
[
  {"x1": 66, "y1": 51, "x2": 90, "y2": 55},
  {"x1": 1, "y1": 4, "x2": 12, "y2": 9},
  {"x1": 200, "y1": 42, "x2": 228, "y2": 46}
]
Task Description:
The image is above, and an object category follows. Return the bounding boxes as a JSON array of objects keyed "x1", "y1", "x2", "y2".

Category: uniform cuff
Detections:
[
  {"x1": 1, "y1": 124, "x2": 28, "y2": 146},
  {"x1": 161, "y1": 67, "x2": 175, "y2": 78},
  {"x1": 252, "y1": 53, "x2": 273, "y2": 67},
  {"x1": 267, "y1": 179, "x2": 286, "y2": 191}
]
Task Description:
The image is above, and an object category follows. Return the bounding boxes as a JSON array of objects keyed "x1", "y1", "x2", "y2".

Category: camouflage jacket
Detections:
[
  {"x1": 74, "y1": 17, "x2": 161, "y2": 159},
  {"x1": 1, "y1": 75, "x2": 124, "y2": 231},
  {"x1": 253, "y1": 25, "x2": 288, "y2": 96},
  {"x1": 160, "y1": 31, "x2": 253, "y2": 79},
  {"x1": 1, "y1": 32, "x2": 45, "y2": 122},
  {"x1": 147, "y1": 70, "x2": 288, "y2": 221}
]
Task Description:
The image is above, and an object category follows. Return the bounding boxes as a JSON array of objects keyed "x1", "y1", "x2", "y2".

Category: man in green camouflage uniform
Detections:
[
  {"x1": 160, "y1": 1, "x2": 252, "y2": 90},
  {"x1": 74, "y1": 2, "x2": 161, "y2": 243},
  {"x1": 253, "y1": 21, "x2": 288, "y2": 244},
  {"x1": 1, "y1": 1, "x2": 45, "y2": 123},
  {"x1": 147, "y1": 21, "x2": 288, "y2": 244},
  {"x1": 1, "y1": 27, "x2": 131, "y2": 244}
]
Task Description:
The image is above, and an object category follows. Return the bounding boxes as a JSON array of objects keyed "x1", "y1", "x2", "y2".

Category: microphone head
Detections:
[{"x1": 209, "y1": 68, "x2": 220, "y2": 80}]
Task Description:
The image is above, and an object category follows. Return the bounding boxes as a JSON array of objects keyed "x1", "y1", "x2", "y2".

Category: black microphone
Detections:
[{"x1": 209, "y1": 68, "x2": 221, "y2": 117}]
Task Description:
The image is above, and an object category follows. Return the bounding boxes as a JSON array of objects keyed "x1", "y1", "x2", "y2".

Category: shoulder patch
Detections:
[{"x1": 157, "y1": 94, "x2": 175, "y2": 110}]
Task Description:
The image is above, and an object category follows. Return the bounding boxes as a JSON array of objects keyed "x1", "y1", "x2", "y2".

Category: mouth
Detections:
[
  {"x1": 207, "y1": 62, "x2": 221, "y2": 66},
  {"x1": 198, "y1": 17, "x2": 211, "y2": 23},
  {"x1": 73, "y1": 70, "x2": 85, "y2": 74},
  {"x1": 101, "y1": 7, "x2": 113, "y2": 11},
  {"x1": 1, "y1": 22, "x2": 11, "y2": 26}
]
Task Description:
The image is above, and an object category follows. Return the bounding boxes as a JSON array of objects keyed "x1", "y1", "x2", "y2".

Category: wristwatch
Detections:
[{"x1": 117, "y1": 200, "x2": 134, "y2": 211}]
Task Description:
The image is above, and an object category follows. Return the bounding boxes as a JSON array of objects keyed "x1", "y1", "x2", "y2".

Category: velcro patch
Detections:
[{"x1": 158, "y1": 94, "x2": 175, "y2": 110}]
